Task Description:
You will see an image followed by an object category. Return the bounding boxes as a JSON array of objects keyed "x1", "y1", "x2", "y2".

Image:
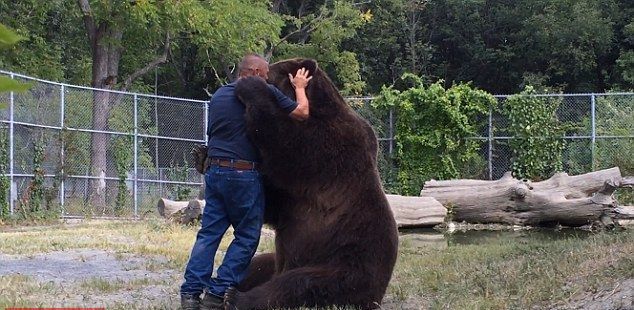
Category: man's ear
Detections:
[{"x1": 299, "y1": 59, "x2": 318, "y2": 76}]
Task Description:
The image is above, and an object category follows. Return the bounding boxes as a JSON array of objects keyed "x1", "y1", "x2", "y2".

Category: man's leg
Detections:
[
  {"x1": 207, "y1": 169, "x2": 265, "y2": 297},
  {"x1": 181, "y1": 167, "x2": 230, "y2": 305}
]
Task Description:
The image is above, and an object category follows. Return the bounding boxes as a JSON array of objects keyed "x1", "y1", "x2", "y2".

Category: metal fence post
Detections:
[
  {"x1": 388, "y1": 108, "x2": 394, "y2": 155},
  {"x1": 591, "y1": 94, "x2": 596, "y2": 171},
  {"x1": 203, "y1": 100, "x2": 208, "y2": 184},
  {"x1": 8, "y1": 73, "x2": 14, "y2": 214},
  {"x1": 488, "y1": 104, "x2": 493, "y2": 180},
  {"x1": 60, "y1": 84, "x2": 65, "y2": 214},
  {"x1": 133, "y1": 94, "x2": 138, "y2": 217}
]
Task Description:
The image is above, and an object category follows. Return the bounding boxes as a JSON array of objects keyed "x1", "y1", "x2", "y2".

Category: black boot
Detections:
[
  {"x1": 224, "y1": 286, "x2": 238, "y2": 310},
  {"x1": 181, "y1": 294, "x2": 201, "y2": 310},
  {"x1": 201, "y1": 291, "x2": 224, "y2": 310}
]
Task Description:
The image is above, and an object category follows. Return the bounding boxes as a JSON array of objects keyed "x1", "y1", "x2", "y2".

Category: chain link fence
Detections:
[
  {"x1": 1, "y1": 70, "x2": 207, "y2": 218},
  {"x1": 1, "y1": 70, "x2": 632, "y2": 218},
  {"x1": 356, "y1": 93, "x2": 633, "y2": 184}
]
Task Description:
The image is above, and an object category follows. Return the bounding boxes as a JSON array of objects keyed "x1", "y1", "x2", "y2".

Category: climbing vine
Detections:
[
  {"x1": 168, "y1": 156, "x2": 192, "y2": 201},
  {"x1": 0, "y1": 126, "x2": 9, "y2": 218},
  {"x1": 502, "y1": 86, "x2": 566, "y2": 180},
  {"x1": 373, "y1": 73, "x2": 494, "y2": 195},
  {"x1": 28, "y1": 137, "x2": 45, "y2": 212},
  {"x1": 112, "y1": 136, "x2": 133, "y2": 215}
]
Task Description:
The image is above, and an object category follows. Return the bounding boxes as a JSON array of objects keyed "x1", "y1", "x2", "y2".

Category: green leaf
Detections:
[
  {"x1": 0, "y1": 23, "x2": 23, "y2": 48},
  {"x1": 0, "y1": 76, "x2": 32, "y2": 92}
]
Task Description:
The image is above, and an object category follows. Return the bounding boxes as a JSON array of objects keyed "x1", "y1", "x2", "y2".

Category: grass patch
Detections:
[
  {"x1": 391, "y1": 229, "x2": 634, "y2": 309},
  {"x1": 0, "y1": 275, "x2": 62, "y2": 308},
  {"x1": 0, "y1": 220, "x2": 632, "y2": 309},
  {"x1": 79, "y1": 277, "x2": 157, "y2": 293}
]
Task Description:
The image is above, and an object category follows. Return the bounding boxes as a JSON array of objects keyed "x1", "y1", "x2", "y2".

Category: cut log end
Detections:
[{"x1": 157, "y1": 198, "x2": 204, "y2": 224}]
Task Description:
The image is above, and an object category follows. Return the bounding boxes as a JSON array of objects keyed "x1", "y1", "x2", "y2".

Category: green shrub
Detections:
[{"x1": 373, "y1": 73, "x2": 494, "y2": 195}]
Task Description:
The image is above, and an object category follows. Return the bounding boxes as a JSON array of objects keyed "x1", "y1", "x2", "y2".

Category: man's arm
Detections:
[{"x1": 288, "y1": 68, "x2": 312, "y2": 121}]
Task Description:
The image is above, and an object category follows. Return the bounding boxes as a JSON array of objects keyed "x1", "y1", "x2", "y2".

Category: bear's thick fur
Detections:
[{"x1": 233, "y1": 58, "x2": 398, "y2": 309}]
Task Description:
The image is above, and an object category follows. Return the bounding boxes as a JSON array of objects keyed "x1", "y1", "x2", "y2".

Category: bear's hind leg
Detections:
[
  {"x1": 233, "y1": 265, "x2": 380, "y2": 310},
  {"x1": 237, "y1": 253, "x2": 276, "y2": 291}
]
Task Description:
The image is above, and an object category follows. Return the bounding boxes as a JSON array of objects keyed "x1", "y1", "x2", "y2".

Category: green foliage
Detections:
[
  {"x1": 0, "y1": 23, "x2": 31, "y2": 95},
  {"x1": 0, "y1": 1, "x2": 83, "y2": 82},
  {"x1": 0, "y1": 126, "x2": 8, "y2": 218},
  {"x1": 0, "y1": 23, "x2": 22, "y2": 47},
  {"x1": 373, "y1": 73, "x2": 494, "y2": 195},
  {"x1": 348, "y1": 0, "x2": 632, "y2": 94},
  {"x1": 108, "y1": 96, "x2": 157, "y2": 214},
  {"x1": 502, "y1": 87, "x2": 566, "y2": 180},
  {"x1": 272, "y1": 1, "x2": 367, "y2": 95},
  {"x1": 112, "y1": 136, "x2": 132, "y2": 215},
  {"x1": 168, "y1": 156, "x2": 192, "y2": 201},
  {"x1": 594, "y1": 95, "x2": 634, "y2": 204},
  {"x1": 27, "y1": 138, "x2": 45, "y2": 213},
  {"x1": 616, "y1": 21, "x2": 634, "y2": 88}
]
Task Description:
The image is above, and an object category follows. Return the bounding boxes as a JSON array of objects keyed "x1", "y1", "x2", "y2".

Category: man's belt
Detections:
[{"x1": 207, "y1": 158, "x2": 259, "y2": 170}]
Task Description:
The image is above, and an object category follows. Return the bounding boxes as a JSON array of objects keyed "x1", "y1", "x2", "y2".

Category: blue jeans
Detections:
[{"x1": 180, "y1": 165, "x2": 265, "y2": 297}]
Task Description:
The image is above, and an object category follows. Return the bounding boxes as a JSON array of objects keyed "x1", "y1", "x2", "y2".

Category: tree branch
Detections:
[
  {"x1": 120, "y1": 33, "x2": 171, "y2": 91},
  {"x1": 205, "y1": 49, "x2": 227, "y2": 86},
  {"x1": 266, "y1": 10, "x2": 326, "y2": 57},
  {"x1": 77, "y1": 0, "x2": 96, "y2": 45},
  {"x1": 169, "y1": 48, "x2": 187, "y2": 85}
]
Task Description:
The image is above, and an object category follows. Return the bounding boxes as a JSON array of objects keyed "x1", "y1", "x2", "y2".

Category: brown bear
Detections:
[{"x1": 232, "y1": 58, "x2": 398, "y2": 309}]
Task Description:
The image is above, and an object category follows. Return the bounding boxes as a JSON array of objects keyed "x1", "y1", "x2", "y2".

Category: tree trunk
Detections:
[
  {"x1": 78, "y1": 0, "x2": 168, "y2": 210},
  {"x1": 420, "y1": 167, "x2": 634, "y2": 227},
  {"x1": 79, "y1": 0, "x2": 121, "y2": 209}
]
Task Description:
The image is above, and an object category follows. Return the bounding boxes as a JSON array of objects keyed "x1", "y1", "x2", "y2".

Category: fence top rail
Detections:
[
  {"x1": 492, "y1": 92, "x2": 634, "y2": 98},
  {"x1": 0, "y1": 69, "x2": 209, "y2": 104},
  {"x1": 3, "y1": 69, "x2": 633, "y2": 102},
  {"x1": 344, "y1": 92, "x2": 634, "y2": 101}
]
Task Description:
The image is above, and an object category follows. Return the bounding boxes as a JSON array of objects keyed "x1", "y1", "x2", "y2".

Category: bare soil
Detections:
[{"x1": 0, "y1": 249, "x2": 180, "y2": 308}]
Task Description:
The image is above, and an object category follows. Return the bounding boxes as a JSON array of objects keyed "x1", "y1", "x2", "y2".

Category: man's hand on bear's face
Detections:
[{"x1": 289, "y1": 67, "x2": 312, "y2": 89}]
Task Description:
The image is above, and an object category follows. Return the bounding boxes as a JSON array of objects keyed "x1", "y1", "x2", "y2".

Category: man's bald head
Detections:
[{"x1": 238, "y1": 54, "x2": 269, "y2": 79}]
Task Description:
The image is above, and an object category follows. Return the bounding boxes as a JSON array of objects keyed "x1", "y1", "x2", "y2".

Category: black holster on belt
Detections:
[{"x1": 190, "y1": 144, "x2": 210, "y2": 174}]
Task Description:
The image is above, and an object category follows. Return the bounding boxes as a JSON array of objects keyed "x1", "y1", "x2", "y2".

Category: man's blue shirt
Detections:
[{"x1": 206, "y1": 81, "x2": 297, "y2": 162}]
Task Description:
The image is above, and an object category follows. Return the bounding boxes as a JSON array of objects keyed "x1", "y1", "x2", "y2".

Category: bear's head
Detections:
[{"x1": 267, "y1": 58, "x2": 346, "y2": 118}]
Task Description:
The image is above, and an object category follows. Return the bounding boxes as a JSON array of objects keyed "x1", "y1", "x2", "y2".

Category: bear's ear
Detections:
[{"x1": 299, "y1": 59, "x2": 318, "y2": 77}]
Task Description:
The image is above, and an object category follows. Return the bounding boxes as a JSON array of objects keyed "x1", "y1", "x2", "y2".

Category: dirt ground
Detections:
[
  {"x1": 2, "y1": 248, "x2": 632, "y2": 309},
  {"x1": 553, "y1": 279, "x2": 634, "y2": 310},
  {"x1": 0, "y1": 249, "x2": 181, "y2": 308}
]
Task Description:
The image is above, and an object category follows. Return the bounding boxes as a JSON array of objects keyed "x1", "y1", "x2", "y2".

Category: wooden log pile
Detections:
[
  {"x1": 158, "y1": 167, "x2": 634, "y2": 228},
  {"x1": 420, "y1": 167, "x2": 634, "y2": 227}
]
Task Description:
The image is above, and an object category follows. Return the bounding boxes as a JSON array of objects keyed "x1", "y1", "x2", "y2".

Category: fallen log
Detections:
[
  {"x1": 615, "y1": 206, "x2": 634, "y2": 226},
  {"x1": 420, "y1": 167, "x2": 634, "y2": 227},
  {"x1": 158, "y1": 195, "x2": 447, "y2": 228},
  {"x1": 386, "y1": 194, "x2": 446, "y2": 228},
  {"x1": 157, "y1": 198, "x2": 205, "y2": 224}
]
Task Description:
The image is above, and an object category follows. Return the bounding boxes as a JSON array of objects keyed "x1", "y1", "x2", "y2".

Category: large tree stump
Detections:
[
  {"x1": 157, "y1": 198, "x2": 205, "y2": 224},
  {"x1": 420, "y1": 167, "x2": 634, "y2": 227}
]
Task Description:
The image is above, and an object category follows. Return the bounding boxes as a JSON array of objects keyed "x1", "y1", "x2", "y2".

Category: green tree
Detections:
[
  {"x1": 268, "y1": 0, "x2": 366, "y2": 95},
  {"x1": 73, "y1": 0, "x2": 282, "y2": 207},
  {"x1": 615, "y1": 21, "x2": 634, "y2": 89},
  {"x1": 343, "y1": 0, "x2": 428, "y2": 94},
  {"x1": 348, "y1": 0, "x2": 631, "y2": 94}
]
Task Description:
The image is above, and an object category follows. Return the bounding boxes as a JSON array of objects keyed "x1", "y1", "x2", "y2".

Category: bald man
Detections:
[{"x1": 180, "y1": 54, "x2": 312, "y2": 310}]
